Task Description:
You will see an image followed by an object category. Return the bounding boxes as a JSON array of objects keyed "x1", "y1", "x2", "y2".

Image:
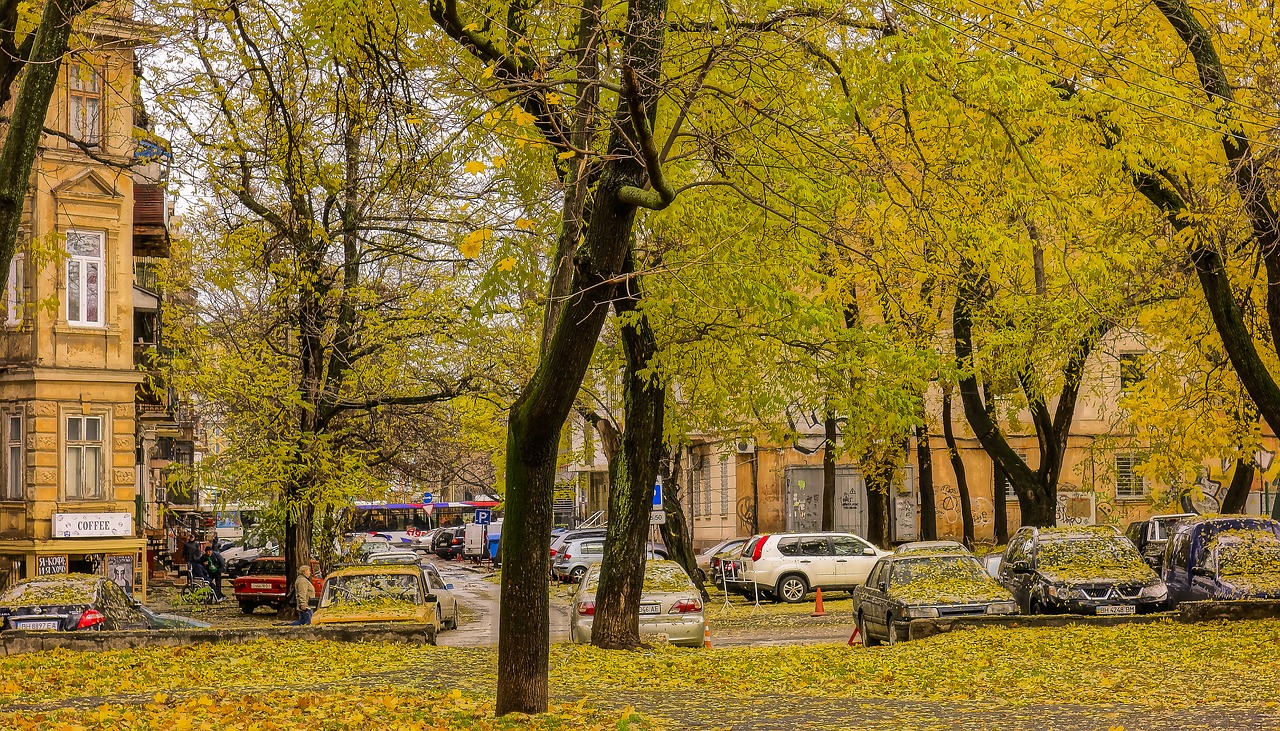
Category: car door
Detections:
[
  {"x1": 795, "y1": 536, "x2": 836, "y2": 588},
  {"x1": 859, "y1": 560, "x2": 891, "y2": 636},
  {"x1": 832, "y1": 535, "x2": 879, "y2": 587},
  {"x1": 1163, "y1": 531, "x2": 1193, "y2": 604},
  {"x1": 999, "y1": 531, "x2": 1034, "y2": 613},
  {"x1": 424, "y1": 566, "x2": 457, "y2": 621}
]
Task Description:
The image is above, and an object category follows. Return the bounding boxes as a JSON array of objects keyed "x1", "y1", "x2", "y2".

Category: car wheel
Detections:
[
  {"x1": 776, "y1": 574, "x2": 809, "y2": 603},
  {"x1": 569, "y1": 566, "x2": 587, "y2": 583},
  {"x1": 886, "y1": 617, "x2": 901, "y2": 646},
  {"x1": 858, "y1": 613, "x2": 880, "y2": 647},
  {"x1": 239, "y1": 601, "x2": 256, "y2": 615},
  {"x1": 435, "y1": 604, "x2": 444, "y2": 629},
  {"x1": 447, "y1": 605, "x2": 459, "y2": 630}
]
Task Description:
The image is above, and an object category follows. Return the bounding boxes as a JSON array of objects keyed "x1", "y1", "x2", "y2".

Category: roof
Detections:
[
  {"x1": 0, "y1": 573, "x2": 104, "y2": 605},
  {"x1": 326, "y1": 565, "x2": 422, "y2": 578}
]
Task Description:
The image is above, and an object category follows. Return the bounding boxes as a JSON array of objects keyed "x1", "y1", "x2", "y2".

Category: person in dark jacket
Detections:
[
  {"x1": 183, "y1": 536, "x2": 206, "y2": 582},
  {"x1": 203, "y1": 545, "x2": 226, "y2": 601}
]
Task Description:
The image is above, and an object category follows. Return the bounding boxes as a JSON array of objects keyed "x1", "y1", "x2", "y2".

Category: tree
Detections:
[{"x1": 0, "y1": 0, "x2": 105, "y2": 289}]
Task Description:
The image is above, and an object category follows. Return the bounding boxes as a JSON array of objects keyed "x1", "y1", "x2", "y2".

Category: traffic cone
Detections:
[
  {"x1": 811, "y1": 587, "x2": 827, "y2": 617},
  {"x1": 848, "y1": 625, "x2": 861, "y2": 646},
  {"x1": 703, "y1": 624, "x2": 712, "y2": 649}
]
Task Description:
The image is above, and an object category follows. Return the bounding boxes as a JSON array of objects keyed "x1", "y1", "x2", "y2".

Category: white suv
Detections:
[{"x1": 739, "y1": 532, "x2": 888, "y2": 603}]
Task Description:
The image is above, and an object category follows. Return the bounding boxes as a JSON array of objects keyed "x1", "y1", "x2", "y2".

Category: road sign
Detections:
[
  {"x1": 474, "y1": 508, "x2": 492, "y2": 525},
  {"x1": 650, "y1": 510, "x2": 666, "y2": 525},
  {"x1": 422, "y1": 492, "x2": 434, "y2": 504},
  {"x1": 652, "y1": 479, "x2": 663, "y2": 508}
]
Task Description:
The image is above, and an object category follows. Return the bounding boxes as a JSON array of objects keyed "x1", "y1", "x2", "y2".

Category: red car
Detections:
[{"x1": 233, "y1": 558, "x2": 323, "y2": 614}]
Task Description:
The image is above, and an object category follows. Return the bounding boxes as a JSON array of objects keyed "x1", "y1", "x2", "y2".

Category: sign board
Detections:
[
  {"x1": 106, "y1": 554, "x2": 135, "y2": 593},
  {"x1": 652, "y1": 479, "x2": 663, "y2": 508},
  {"x1": 474, "y1": 509, "x2": 492, "y2": 526},
  {"x1": 422, "y1": 492, "x2": 434, "y2": 504},
  {"x1": 53, "y1": 512, "x2": 133, "y2": 538},
  {"x1": 552, "y1": 486, "x2": 575, "y2": 503},
  {"x1": 37, "y1": 554, "x2": 68, "y2": 576},
  {"x1": 650, "y1": 510, "x2": 666, "y2": 525}
]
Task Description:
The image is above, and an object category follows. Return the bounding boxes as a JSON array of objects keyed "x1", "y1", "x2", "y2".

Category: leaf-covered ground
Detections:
[{"x1": 6, "y1": 619, "x2": 1280, "y2": 729}]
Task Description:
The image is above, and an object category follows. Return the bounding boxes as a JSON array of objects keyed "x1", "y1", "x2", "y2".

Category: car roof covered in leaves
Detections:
[
  {"x1": 0, "y1": 573, "x2": 103, "y2": 605},
  {"x1": 327, "y1": 565, "x2": 421, "y2": 578}
]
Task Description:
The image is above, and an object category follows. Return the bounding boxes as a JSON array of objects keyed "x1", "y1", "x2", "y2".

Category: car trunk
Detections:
[{"x1": 1, "y1": 603, "x2": 92, "y2": 631}]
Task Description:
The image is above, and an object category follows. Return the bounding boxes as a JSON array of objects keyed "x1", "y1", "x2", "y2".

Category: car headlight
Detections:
[
  {"x1": 1140, "y1": 584, "x2": 1167, "y2": 600},
  {"x1": 986, "y1": 601, "x2": 1018, "y2": 614},
  {"x1": 903, "y1": 606, "x2": 939, "y2": 619}
]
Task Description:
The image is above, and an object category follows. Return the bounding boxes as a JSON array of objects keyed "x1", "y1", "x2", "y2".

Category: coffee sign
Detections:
[
  {"x1": 37, "y1": 554, "x2": 68, "y2": 575},
  {"x1": 53, "y1": 512, "x2": 133, "y2": 538}
]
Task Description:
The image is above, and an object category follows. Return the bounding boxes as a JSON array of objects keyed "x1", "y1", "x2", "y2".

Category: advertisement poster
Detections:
[{"x1": 106, "y1": 554, "x2": 135, "y2": 593}]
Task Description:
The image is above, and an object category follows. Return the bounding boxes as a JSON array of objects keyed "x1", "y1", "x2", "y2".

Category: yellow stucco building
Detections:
[{"x1": 0, "y1": 5, "x2": 173, "y2": 597}]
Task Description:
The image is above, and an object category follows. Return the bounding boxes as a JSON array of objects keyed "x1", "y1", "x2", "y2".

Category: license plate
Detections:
[
  {"x1": 1097, "y1": 604, "x2": 1136, "y2": 615},
  {"x1": 639, "y1": 604, "x2": 661, "y2": 615},
  {"x1": 251, "y1": 583, "x2": 273, "y2": 589},
  {"x1": 17, "y1": 620, "x2": 60, "y2": 631}
]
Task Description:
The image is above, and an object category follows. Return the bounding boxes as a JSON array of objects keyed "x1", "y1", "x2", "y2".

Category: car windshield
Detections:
[
  {"x1": 1212, "y1": 530, "x2": 1280, "y2": 576},
  {"x1": 886, "y1": 556, "x2": 1006, "y2": 604},
  {"x1": 321, "y1": 573, "x2": 422, "y2": 608},
  {"x1": 1037, "y1": 534, "x2": 1150, "y2": 582},
  {"x1": 0, "y1": 574, "x2": 98, "y2": 605},
  {"x1": 247, "y1": 561, "x2": 285, "y2": 576}
]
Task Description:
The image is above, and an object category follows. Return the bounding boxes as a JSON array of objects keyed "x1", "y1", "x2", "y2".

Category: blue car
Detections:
[{"x1": 1162, "y1": 516, "x2": 1280, "y2": 604}]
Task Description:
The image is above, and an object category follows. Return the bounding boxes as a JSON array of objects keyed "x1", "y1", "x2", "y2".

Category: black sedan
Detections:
[
  {"x1": 0, "y1": 574, "x2": 208, "y2": 631},
  {"x1": 852, "y1": 552, "x2": 1018, "y2": 645}
]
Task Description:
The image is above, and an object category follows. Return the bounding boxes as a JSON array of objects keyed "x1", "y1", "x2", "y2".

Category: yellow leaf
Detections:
[
  {"x1": 491, "y1": 155, "x2": 506, "y2": 169},
  {"x1": 511, "y1": 107, "x2": 536, "y2": 126},
  {"x1": 482, "y1": 65, "x2": 494, "y2": 79},
  {"x1": 463, "y1": 161, "x2": 486, "y2": 174},
  {"x1": 448, "y1": 689, "x2": 463, "y2": 700},
  {"x1": 556, "y1": 151, "x2": 575, "y2": 161},
  {"x1": 514, "y1": 218, "x2": 535, "y2": 231},
  {"x1": 496, "y1": 256, "x2": 517, "y2": 272},
  {"x1": 546, "y1": 92, "x2": 562, "y2": 105},
  {"x1": 462, "y1": 22, "x2": 479, "y2": 31},
  {"x1": 460, "y1": 229, "x2": 492, "y2": 258}
]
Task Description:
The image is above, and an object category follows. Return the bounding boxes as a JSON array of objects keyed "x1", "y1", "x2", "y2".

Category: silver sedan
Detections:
[{"x1": 570, "y1": 560, "x2": 706, "y2": 647}]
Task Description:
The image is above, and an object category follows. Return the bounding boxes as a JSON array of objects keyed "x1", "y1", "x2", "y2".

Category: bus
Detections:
[{"x1": 345, "y1": 502, "x2": 435, "y2": 546}]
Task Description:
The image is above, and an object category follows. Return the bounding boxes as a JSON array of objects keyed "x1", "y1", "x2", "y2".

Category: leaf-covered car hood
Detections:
[
  {"x1": 1216, "y1": 573, "x2": 1280, "y2": 597},
  {"x1": 312, "y1": 597, "x2": 430, "y2": 624},
  {"x1": 890, "y1": 577, "x2": 1013, "y2": 606}
]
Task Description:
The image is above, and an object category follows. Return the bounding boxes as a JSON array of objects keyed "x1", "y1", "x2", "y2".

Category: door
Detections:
[
  {"x1": 999, "y1": 531, "x2": 1035, "y2": 613},
  {"x1": 860, "y1": 561, "x2": 890, "y2": 637},
  {"x1": 784, "y1": 467, "x2": 868, "y2": 535},
  {"x1": 832, "y1": 535, "x2": 878, "y2": 586},
  {"x1": 795, "y1": 535, "x2": 837, "y2": 589},
  {"x1": 1163, "y1": 532, "x2": 1193, "y2": 603}
]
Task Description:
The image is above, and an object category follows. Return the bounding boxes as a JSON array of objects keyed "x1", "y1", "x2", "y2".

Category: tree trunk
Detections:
[
  {"x1": 821, "y1": 414, "x2": 837, "y2": 532},
  {"x1": 942, "y1": 388, "x2": 975, "y2": 546},
  {"x1": 915, "y1": 422, "x2": 937, "y2": 541},
  {"x1": 593, "y1": 281, "x2": 665, "y2": 650},
  {"x1": 1221, "y1": 459, "x2": 1255, "y2": 514},
  {"x1": 992, "y1": 463, "x2": 1010, "y2": 544},
  {"x1": 863, "y1": 459, "x2": 892, "y2": 547},
  {"x1": 0, "y1": 0, "x2": 95, "y2": 290},
  {"x1": 658, "y1": 450, "x2": 707, "y2": 600}
]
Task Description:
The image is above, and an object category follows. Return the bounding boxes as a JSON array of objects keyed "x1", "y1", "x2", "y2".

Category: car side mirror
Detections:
[
  {"x1": 1011, "y1": 560, "x2": 1032, "y2": 574},
  {"x1": 862, "y1": 547, "x2": 877, "y2": 556},
  {"x1": 878, "y1": 580, "x2": 889, "y2": 593},
  {"x1": 445, "y1": 584, "x2": 454, "y2": 590}
]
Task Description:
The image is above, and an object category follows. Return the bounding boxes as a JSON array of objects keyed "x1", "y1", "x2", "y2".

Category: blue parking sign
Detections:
[
  {"x1": 474, "y1": 509, "x2": 492, "y2": 525},
  {"x1": 652, "y1": 480, "x2": 662, "y2": 508}
]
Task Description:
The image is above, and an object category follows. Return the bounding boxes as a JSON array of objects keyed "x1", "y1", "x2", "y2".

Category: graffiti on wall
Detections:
[{"x1": 934, "y1": 483, "x2": 992, "y2": 531}]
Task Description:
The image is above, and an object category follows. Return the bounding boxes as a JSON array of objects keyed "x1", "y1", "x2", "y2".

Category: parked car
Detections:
[
  {"x1": 1125, "y1": 513, "x2": 1195, "y2": 571},
  {"x1": 222, "y1": 535, "x2": 279, "y2": 580},
  {"x1": 433, "y1": 527, "x2": 466, "y2": 560},
  {"x1": 0, "y1": 574, "x2": 206, "y2": 631},
  {"x1": 552, "y1": 537, "x2": 669, "y2": 582},
  {"x1": 697, "y1": 537, "x2": 748, "y2": 584},
  {"x1": 1162, "y1": 515, "x2": 1280, "y2": 603},
  {"x1": 411, "y1": 528, "x2": 441, "y2": 554},
  {"x1": 362, "y1": 542, "x2": 421, "y2": 566},
  {"x1": 421, "y1": 564, "x2": 461, "y2": 630},
  {"x1": 738, "y1": 532, "x2": 888, "y2": 603},
  {"x1": 853, "y1": 551, "x2": 1018, "y2": 645},
  {"x1": 570, "y1": 560, "x2": 706, "y2": 647},
  {"x1": 312, "y1": 566, "x2": 437, "y2": 627},
  {"x1": 233, "y1": 558, "x2": 323, "y2": 614},
  {"x1": 894, "y1": 540, "x2": 970, "y2": 556},
  {"x1": 550, "y1": 528, "x2": 608, "y2": 564},
  {"x1": 998, "y1": 525, "x2": 1167, "y2": 615}
]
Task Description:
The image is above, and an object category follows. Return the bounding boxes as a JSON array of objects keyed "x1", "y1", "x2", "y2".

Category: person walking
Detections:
[
  {"x1": 203, "y1": 545, "x2": 226, "y2": 602},
  {"x1": 291, "y1": 565, "x2": 316, "y2": 625}
]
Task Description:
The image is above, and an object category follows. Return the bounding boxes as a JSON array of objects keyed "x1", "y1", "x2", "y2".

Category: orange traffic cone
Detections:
[
  {"x1": 811, "y1": 587, "x2": 827, "y2": 617},
  {"x1": 703, "y1": 624, "x2": 712, "y2": 649},
  {"x1": 848, "y1": 625, "x2": 862, "y2": 646}
]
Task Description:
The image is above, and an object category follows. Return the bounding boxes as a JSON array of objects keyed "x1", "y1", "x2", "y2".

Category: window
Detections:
[
  {"x1": 865, "y1": 561, "x2": 885, "y2": 588},
  {"x1": 1119, "y1": 353, "x2": 1144, "y2": 393},
  {"x1": 777, "y1": 537, "x2": 800, "y2": 556},
  {"x1": 65, "y1": 230, "x2": 104, "y2": 326},
  {"x1": 719, "y1": 455, "x2": 729, "y2": 516},
  {"x1": 797, "y1": 536, "x2": 831, "y2": 556},
  {"x1": 65, "y1": 415, "x2": 103, "y2": 499},
  {"x1": 997, "y1": 450, "x2": 1029, "y2": 501},
  {"x1": 1115, "y1": 452, "x2": 1146, "y2": 499},
  {"x1": 832, "y1": 536, "x2": 868, "y2": 556},
  {"x1": 6, "y1": 253, "x2": 22, "y2": 326},
  {"x1": 68, "y1": 64, "x2": 102, "y2": 145},
  {"x1": 578, "y1": 540, "x2": 604, "y2": 556},
  {"x1": 702, "y1": 455, "x2": 711, "y2": 516},
  {"x1": 5, "y1": 414, "x2": 21, "y2": 500}
]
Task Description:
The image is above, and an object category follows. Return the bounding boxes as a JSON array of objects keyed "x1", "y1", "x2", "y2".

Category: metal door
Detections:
[{"x1": 784, "y1": 467, "x2": 867, "y2": 536}]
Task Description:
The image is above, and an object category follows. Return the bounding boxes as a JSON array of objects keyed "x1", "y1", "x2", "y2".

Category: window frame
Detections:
[
  {"x1": 1115, "y1": 452, "x2": 1147, "y2": 500},
  {"x1": 5, "y1": 252, "x2": 23, "y2": 327},
  {"x1": 67, "y1": 62, "x2": 103, "y2": 146},
  {"x1": 64, "y1": 413, "x2": 106, "y2": 501},
  {"x1": 997, "y1": 450, "x2": 1030, "y2": 502},
  {"x1": 1119, "y1": 353, "x2": 1144, "y2": 394},
  {"x1": 719, "y1": 454, "x2": 730, "y2": 517},
  {"x1": 4, "y1": 412, "x2": 22, "y2": 501},
  {"x1": 65, "y1": 229, "x2": 105, "y2": 328}
]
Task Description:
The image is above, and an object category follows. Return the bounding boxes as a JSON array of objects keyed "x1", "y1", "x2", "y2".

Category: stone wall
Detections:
[{"x1": 0, "y1": 622, "x2": 436, "y2": 656}]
